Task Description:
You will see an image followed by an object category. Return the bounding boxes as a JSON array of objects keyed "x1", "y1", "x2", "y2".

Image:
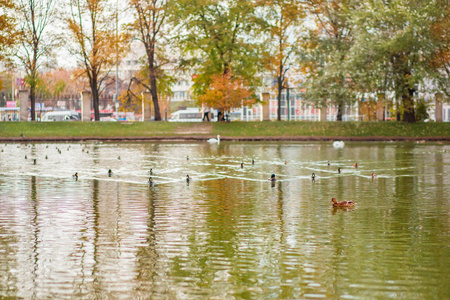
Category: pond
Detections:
[{"x1": 0, "y1": 141, "x2": 449, "y2": 299}]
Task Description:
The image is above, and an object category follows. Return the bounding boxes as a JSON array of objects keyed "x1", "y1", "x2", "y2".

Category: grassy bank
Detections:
[{"x1": 0, "y1": 121, "x2": 449, "y2": 140}]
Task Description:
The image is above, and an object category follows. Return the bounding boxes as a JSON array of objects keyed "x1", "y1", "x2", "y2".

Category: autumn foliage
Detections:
[{"x1": 198, "y1": 74, "x2": 256, "y2": 113}]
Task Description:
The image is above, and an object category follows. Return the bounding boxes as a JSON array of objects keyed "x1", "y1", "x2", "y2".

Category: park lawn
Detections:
[
  {"x1": 212, "y1": 121, "x2": 450, "y2": 137},
  {"x1": 0, "y1": 121, "x2": 449, "y2": 138}
]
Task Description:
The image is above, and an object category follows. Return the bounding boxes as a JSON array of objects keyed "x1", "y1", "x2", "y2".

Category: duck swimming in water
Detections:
[
  {"x1": 240, "y1": 162, "x2": 244, "y2": 168},
  {"x1": 338, "y1": 167, "x2": 341, "y2": 174},
  {"x1": 186, "y1": 174, "x2": 190, "y2": 182},
  {"x1": 33, "y1": 159, "x2": 36, "y2": 165},
  {"x1": 108, "y1": 169, "x2": 112, "y2": 176},
  {"x1": 352, "y1": 163, "x2": 358, "y2": 168},
  {"x1": 149, "y1": 168, "x2": 153, "y2": 175},
  {"x1": 269, "y1": 174, "x2": 277, "y2": 181},
  {"x1": 331, "y1": 197, "x2": 356, "y2": 207},
  {"x1": 311, "y1": 173, "x2": 316, "y2": 180},
  {"x1": 148, "y1": 177, "x2": 153, "y2": 186},
  {"x1": 73, "y1": 172, "x2": 78, "y2": 180}
]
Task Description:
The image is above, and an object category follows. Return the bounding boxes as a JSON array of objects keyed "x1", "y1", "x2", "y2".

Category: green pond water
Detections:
[{"x1": 0, "y1": 141, "x2": 449, "y2": 299}]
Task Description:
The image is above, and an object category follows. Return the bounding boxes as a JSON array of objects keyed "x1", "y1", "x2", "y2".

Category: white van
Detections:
[
  {"x1": 42, "y1": 111, "x2": 80, "y2": 122},
  {"x1": 169, "y1": 108, "x2": 203, "y2": 122}
]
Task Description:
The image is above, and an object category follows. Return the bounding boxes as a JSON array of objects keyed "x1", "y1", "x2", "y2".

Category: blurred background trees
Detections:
[{"x1": 0, "y1": 0, "x2": 448, "y2": 122}]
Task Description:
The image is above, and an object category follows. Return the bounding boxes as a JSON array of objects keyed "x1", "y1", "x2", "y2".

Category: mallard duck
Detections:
[
  {"x1": 25, "y1": 155, "x2": 27, "y2": 159},
  {"x1": 327, "y1": 161, "x2": 331, "y2": 166},
  {"x1": 352, "y1": 163, "x2": 358, "y2": 168},
  {"x1": 331, "y1": 197, "x2": 356, "y2": 207},
  {"x1": 186, "y1": 174, "x2": 190, "y2": 182},
  {"x1": 269, "y1": 174, "x2": 277, "y2": 181},
  {"x1": 108, "y1": 169, "x2": 112, "y2": 176},
  {"x1": 148, "y1": 177, "x2": 153, "y2": 186},
  {"x1": 338, "y1": 167, "x2": 341, "y2": 174},
  {"x1": 149, "y1": 168, "x2": 153, "y2": 175},
  {"x1": 371, "y1": 172, "x2": 377, "y2": 179},
  {"x1": 33, "y1": 159, "x2": 36, "y2": 165},
  {"x1": 311, "y1": 172, "x2": 316, "y2": 180},
  {"x1": 252, "y1": 159, "x2": 255, "y2": 165},
  {"x1": 186, "y1": 155, "x2": 189, "y2": 160},
  {"x1": 240, "y1": 162, "x2": 244, "y2": 168},
  {"x1": 73, "y1": 172, "x2": 78, "y2": 180}
]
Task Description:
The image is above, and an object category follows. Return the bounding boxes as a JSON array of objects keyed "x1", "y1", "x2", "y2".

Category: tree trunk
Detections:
[
  {"x1": 277, "y1": 76, "x2": 283, "y2": 121},
  {"x1": 147, "y1": 45, "x2": 161, "y2": 121},
  {"x1": 402, "y1": 88, "x2": 416, "y2": 123},
  {"x1": 336, "y1": 102, "x2": 343, "y2": 121},
  {"x1": 150, "y1": 68, "x2": 161, "y2": 121},
  {"x1": 30, "y1": 84, "x2": 36, "y2": 121},
  {"x1": 91, "y1": 76, "x2": 100, "y2": 121}
]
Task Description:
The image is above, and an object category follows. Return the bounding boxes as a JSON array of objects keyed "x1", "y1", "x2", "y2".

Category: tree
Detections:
[
  {"x1": 299, "y1": 0, "x2": 357, "y2": 121},
  {"x1": 427, "y1": 1, "x2": 450, "y2": 98},
  {"x1": 0, "y1": 0, "x2": 18, "y2": 61},
  {"x1": 197, "y1": 73, "x2": 256, "y2": 117},
  {"x1": 129, "y1": 0, "x2": 172, "y2": 121},
  {"x1": 66, "y1": 0, "x2": 127, "y2": 121},
  {"x1": 121, "y1": 62, "x2": 175, "y2": 114},
  {"x1": 348, "y1": 0, "x2": 442, "y2": 122},
  {"x1": 257, "y1": 0, "x2": 304, "y2": 121},
  {"x1": 174, "y1": 0, "x2": 260, "y2": 97},
  {"x1": 15, "y1": 0, "x2": 57, "y2": 121}
]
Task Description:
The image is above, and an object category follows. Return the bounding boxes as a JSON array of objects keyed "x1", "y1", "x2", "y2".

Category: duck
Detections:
[
  {"x1": 186, "y1": 174, "x2": 190, "y2": 182},
  {"x1": 371, "y1": 172, "x2": 377, "y2": 179},
  {"x1": 33, "y1": 159, "x2": 36, "y2": 165},
  {"x1": 73, "y1": 172, "x2": 78, "y2": 180},
  {"x1": 269, "y1": 174, "x2": 277, "y2": 181},
  {"x1": 207, "y1": 135, "x2": 220, "y2": 144},
  {"x1": 240, "y1": 162, "x2": 244, "y2": 168},
  {"x1": 352, "y1": 163, "x2": 358, "y2": 168},
  {"x1": 186, "y1": 155, "x2": 189, "y2": 160},
  {"x1": 25, "y1": 155, "x2": 27, "y2": 159},
  {"x1": 338, "y1": 167, "x2": 341, "y2": 174},
  {"x1": 108, "y1": 169, "x2": 112, "y2": 176},
  {"x1": 327, "y1": 161, "x2": 331, "y2": 166},
  {"x1": 333, "y1": 141, "x2": 345, "y2": 149},
  {"x1": 149, "y1": 168, "x2": 153, "y2": 175},
  {"x1": 252, "y1": 159, "x2": 255, "y2": 165},
  {"x1": 148, "y1": 177, "x2": 153, "y2": 186},
  {"x1": 331, "y1": 197, "x2": 356, "y2": 207},
  {"x1": 311, "y1": 172, "x2": 316, "y2": 180},
  {"x1": 45, "y1": 155, "x2": 48, "y2": 159},
  {"x1": 118, "y1": 156, "x2": 121, "y2": 160}
]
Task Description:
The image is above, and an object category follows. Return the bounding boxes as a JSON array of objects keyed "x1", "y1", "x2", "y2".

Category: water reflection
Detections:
[{"x1": 0, "y1": 141, "x2": 449, "y2": 299}]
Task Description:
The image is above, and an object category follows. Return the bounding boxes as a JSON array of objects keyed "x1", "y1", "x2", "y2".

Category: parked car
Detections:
[{"x1": 42, "y1": 111, "x2": 80, "y2": 121}]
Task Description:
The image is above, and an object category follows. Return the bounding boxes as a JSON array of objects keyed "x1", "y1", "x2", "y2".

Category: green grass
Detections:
[
  {"x1": 0, "y1": 121, "x2": 449, "y2": 139},
  {"x1": 212, "y1": 121, "x2": 450, "y2": 137}
]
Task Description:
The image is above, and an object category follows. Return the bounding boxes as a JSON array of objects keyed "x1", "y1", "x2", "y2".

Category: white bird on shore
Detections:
[
  {"x1": 333, "y1": 141, "x2": 345, "y2": 149},
  {"x1": 207, "y1": 135, "x2": 220, "y2": 144}
]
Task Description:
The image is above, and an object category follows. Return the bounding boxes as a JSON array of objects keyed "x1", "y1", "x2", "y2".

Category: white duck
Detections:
[
  {"x1": 332, "y1": 141, "x2": 345, "y2": 149},
  {"x1": 207, "y1": 135, "x2": 220, "y2": 144}
]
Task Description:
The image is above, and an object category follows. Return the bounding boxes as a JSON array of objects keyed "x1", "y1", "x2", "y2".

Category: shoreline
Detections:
[{"x1": 1, "y1": 135, "x2": 450, "y2": 142}]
